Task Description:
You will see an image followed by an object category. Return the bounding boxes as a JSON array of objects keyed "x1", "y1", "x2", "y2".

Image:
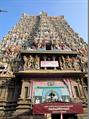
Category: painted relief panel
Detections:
[{"x1": 30, "y1": 80, "x2": 73, "y2": 104}]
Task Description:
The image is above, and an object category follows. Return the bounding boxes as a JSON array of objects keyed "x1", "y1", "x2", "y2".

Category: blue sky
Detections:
[{"x1": 0, "y1": 0, "x2": 88, "y2": 43}]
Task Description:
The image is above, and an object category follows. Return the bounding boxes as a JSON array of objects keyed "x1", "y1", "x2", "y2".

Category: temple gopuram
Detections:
[{"x1": 0, "y1": 12, "x2": 88, "y2": 119}]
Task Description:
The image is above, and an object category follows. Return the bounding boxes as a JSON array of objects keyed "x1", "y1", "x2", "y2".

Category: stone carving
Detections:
[
  {"x1": 0, "y1": 57, "x2": 13, "y2": 76},
  {"x1": 65, "y1": 56, "x2": 73, "y2": 69},
  {"x1": 80, "y1": 56, "x2": 88, "y2": 72},
  {"x1": 34, "y1": 55, "x2": 40, "y2": 69},
  {"x1": 72, "y1": 57, "x2": 80, "y2": 71},
  {"x1": 28, "y1": 55, "x2": 34, "y2": 69},
  {"x1": 23, "y1": 56, "x2": 28, "y2": 70},
  {"x1": 0, "y1": 12, "x2": 87, "y2": 72},
  {"x1": 23, "y1": 55, "x2": 40, "y2": 70},
  {"x1": 61, "y1": 56, "x2": 66, "y2": 70},
  {"x1": 59, "y1": 56, "x2": 81, "y2": 71},
  {"x1": 59, "y1": 56, "x2": 63, "y2": 70}
]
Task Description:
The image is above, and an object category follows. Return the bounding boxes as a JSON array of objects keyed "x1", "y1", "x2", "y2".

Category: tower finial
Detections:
[{"x1": 39, "y1": 11, "x2": 47, "y2": 16}]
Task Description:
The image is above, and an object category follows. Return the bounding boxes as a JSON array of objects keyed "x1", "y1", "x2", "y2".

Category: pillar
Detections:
[
  {"x1": 68, "y1": 79, "x2": 75, "y2": 100},
  {"x1": 43, "y1": 56, "x2": 47, "y2": 70},
  {"x1": 80, "y1": 78, "x2": 88, "y2": 100},
  {"x1": 1, "y1": 80, "x2": 8, "y2": 101},
  {"x1": 53, "y1": 56, "x2": 56, "y2": 70},
  {"x1": 4, "y1": 87, "x2": 8, "y2": 101},
  {"x1": 20, "y1": 80, "x2": 30, "y2": 99},
  {"x1": 13, "y1": 82, "x2": 19, "y2": 100},
  {"x1": 46, "y1": 114, "x2": 51, "y2": 119},
  {"x1": 1, "y1": 88, "x2": 6, "y2": 100},
  {"x1": 77, "y1": 78, "x2": 83, "y2": 98}
]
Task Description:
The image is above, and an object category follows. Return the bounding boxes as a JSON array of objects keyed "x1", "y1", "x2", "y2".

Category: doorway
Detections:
[
  {"x1": 52, "y1": 114, "x2": 60, "y2": 119},
  {"x1": 51, "y1": 114, "x2": 77, "y2": 119},
  {"x1": 63, "y1": 114, "x2": 77, "y2": 119}
]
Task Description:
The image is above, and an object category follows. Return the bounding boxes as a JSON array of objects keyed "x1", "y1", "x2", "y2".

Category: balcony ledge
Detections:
[{"x1": 15, "y1": 70, "x2": 86, "y2": 77}]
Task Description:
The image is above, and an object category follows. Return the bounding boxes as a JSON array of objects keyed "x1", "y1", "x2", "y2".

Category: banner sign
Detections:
[
  {"x1": 41, "y1": 61, "x2": 59, "y2": 67},
  {"x1": 33, "y1": 102, "x2": 83, "y2": 114}
]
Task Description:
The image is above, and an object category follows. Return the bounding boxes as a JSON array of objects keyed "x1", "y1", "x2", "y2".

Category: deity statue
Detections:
[
  {"x1": 59, "y1": 57, "x2": 63, "y2": 70},
  {"x1": 28, "y1": 55, "x2": 34, "y2": 69},
  {"x1": 61, "y1": 56, "x2": 66, "y2": 69},
  {"x1": 23, "y1": 56, "x2": 28, "y2": 70},
  {"x1": 34, "y1": 55, "x2": 40, "y2": 69},
  {"x1": 80, "y1": 56, "x2": 88, "y2": 72},
  {"x1": 65, "y1": 56, "x2": 73, "y2": 69},
  {"x1": 72, "y1": 57, "x2": 80, "y2": 71},
  {"x1": 6, "y1": 57, "x2": 13, "y2": 73},
  {"x1": 0, "y1": 57, "x2": 13, "y2": 76}
]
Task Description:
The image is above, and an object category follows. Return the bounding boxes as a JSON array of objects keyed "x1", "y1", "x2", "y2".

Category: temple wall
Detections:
[{"x1": 18, "y1": 78, "x2": 84, "y2": 104}]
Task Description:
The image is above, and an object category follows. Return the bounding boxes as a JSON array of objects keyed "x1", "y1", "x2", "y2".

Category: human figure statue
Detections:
[
  {"x1": 0, "y1": 57, "x2": 13, "y2": 76},
  {"x1": 23, "y1": 56, "x2": 28, "y2": 70},
  {"x1": 65, "y1": 56, "x2": 72, "y2": 69},
  {"x1": 61, "y1": 56, "x2": 66, "y2": 69},
  {"x1": 28, "y1": 55, "x2": 34, "y2": 69},
  {"x1": 35, "y1": 98, "x2": 40, "y2": 104},
  {"x1": 80, "y1": 56, "x2": 88, "y2": 72},
  {"x1": 2, "y1": 58, "x2": 8, "y2": 71},
  {"x1": 72, "y1": 57, "x2": 80, "y2": 71},
  {"x1": 6, "y1": 57, "x2": 13, "y2": 75},
  {"x1": 0, "y1": 58, "x2": 5, "y2": 75},
  {"x1": 34, "y1": 55, "x2": 40, "y2": 69},
  {"x1": 59, "y1": 57, "x2": 63, "y2": 70}
]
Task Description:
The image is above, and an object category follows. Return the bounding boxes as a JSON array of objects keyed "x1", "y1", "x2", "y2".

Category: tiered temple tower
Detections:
[{"x1": 0, "y1": 12, "x2": 88, "y2": 119}]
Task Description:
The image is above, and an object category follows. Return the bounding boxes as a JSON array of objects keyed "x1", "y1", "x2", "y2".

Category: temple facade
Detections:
[{"x1": 0, "y1": 12, "x2": 88, "y2": 119}]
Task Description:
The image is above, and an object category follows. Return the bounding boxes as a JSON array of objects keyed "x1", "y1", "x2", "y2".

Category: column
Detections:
[
  {"x1": 77, "y1": 78, "x2": 82, "y2": 98},
  {"x1": 1, "y1": 79, "x2": 8, "y2": 100},
  {"x1": 38, "y1": 56, "x2": 40, "y2": 69},
  {"x1": 43, "y1": 56, "x2": 47, "y2": 70},
  {"x1": 60, "y1": 113, "x2": 63, "y2": 119},
  {"x1": 69, "y1": 80, "x2": 75, "y2": 101},
  {"x1": 20, "y1": 80, "x2": 30, "y2": 99},
  {"x1": 80, "y1": 78, "x2": 88, "y2": 100},
  {"x1": 20, "y1": 80, "x2": 26, "y2": 99},
  {"x1": 53, "y1": 56, "x2": 56, "y2": 70},
  {"x1": 46, "y1": 114, "x2": 51, "y2": 119},
  {"x1": 4, "y1": 86, "x2": 8, "y2": 101},
  {"x1": 13, "y1": 82, "x2": 18, "y2": 100}
]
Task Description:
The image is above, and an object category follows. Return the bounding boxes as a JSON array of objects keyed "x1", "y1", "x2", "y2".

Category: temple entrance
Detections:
[
  {"x1": 52, "y1": 114, "x2": 60, "y2": 119},
  {"x1": 51, "y1": 114, "x2": 77, "y2": 119},
  {"x1": 63, "y1": 114, "x2": 77, "y2": 119}
]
